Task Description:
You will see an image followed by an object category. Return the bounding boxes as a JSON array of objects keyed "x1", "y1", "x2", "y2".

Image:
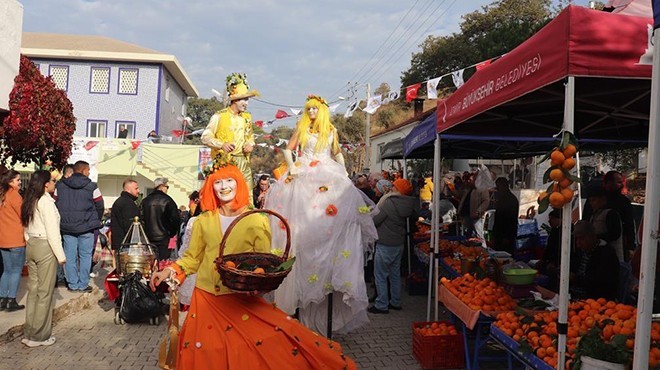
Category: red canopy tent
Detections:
[{"x1": 425, "y1": 6, "x2": 656, "y2": 369}]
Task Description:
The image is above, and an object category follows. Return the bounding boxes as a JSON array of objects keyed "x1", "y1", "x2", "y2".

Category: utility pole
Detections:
[{"x1": 364, "y1": 83, "x2": 371, "y2": 172}]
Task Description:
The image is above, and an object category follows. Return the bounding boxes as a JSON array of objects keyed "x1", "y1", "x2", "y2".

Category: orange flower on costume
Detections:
[
  {"x1": 309, "y1": 160, "x2": 320, "y2": 167},
  {"x1": 325, "y1": 204, "x2": 338, "y2": 216}
]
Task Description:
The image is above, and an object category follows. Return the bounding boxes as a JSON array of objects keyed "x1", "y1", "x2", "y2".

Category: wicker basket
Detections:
[{"x1": 214, "y1": 209, "x2": 292, "y2": 293}]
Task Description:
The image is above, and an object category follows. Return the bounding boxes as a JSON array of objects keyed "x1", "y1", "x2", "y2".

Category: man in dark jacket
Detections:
[
  {"x1": 570, "y1": 220, "x2": 620, "y2": 301},
  {"x1": 141, "y1": 177, "x2": 180, "y2": 261},
  {"x1": 368, "y1": 178, "x2": 419, "y2": 314},
  {"x1": 110, "y1": 179, "x2": 140, "y2": 250},
  {"x1": 492, "y1": 177, "x2": 519, "y2": 254},
  {"x1": 54, "y1": 161, "x2": 104, "y2": 292}
]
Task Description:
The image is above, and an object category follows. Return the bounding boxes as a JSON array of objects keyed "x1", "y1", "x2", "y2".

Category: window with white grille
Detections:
[
  {"x1": 49, "y1": 65, "x2": 69, "y2": 91},
  {"x1": 116, "y1": 121, "x2": 135, "y2": 138},
  {"x1": 118, "y1": 68, "x2": 138, "y2": 95},
  {"x1": 90, "y1": 67, "x2": 110, "y2": 93},
  {"x1": 87, "y1": 120, "x2": 107, "y2": 138}
]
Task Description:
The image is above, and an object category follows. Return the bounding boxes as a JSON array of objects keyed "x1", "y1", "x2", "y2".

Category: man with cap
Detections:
[
  {"x1": 491, "y1": 177, "x2": 519, "y2": 254},
  {"x1": 369, "y1": 178, "x2": 419, "y2": 314},
  {"x1": 201, "y1": 72, "x2": 259, "y2": 203},
  {"x1": 569, "y1": 220, "x2": 619, "y2": 300},
  {"x1": 140, "y1": 177, "x2": 180, "y2": 261}
]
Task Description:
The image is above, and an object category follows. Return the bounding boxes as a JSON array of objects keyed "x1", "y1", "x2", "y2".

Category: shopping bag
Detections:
[
  {"x1": 158, "y1": 290, "x2": 179, "y2": 370},
  {"x1": 119, "y1": 272, "x2": 161, "y2": 323}
]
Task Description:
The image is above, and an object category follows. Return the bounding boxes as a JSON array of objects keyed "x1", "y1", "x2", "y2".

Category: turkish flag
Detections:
[
  {"x1": 275, "y1": 110, "x2": 290, "y2": 119},
  {"x1": 254, "y1": 120, "x2": 264, "y2": 128},
  {"x1": 172, "y1": 130, "x2": 184, "y2": 137},
  {"x1": 405, "y1": 83, "x2": 421, "y2": 102},
  {"x1": 475, "y1": 59, "x2": 492, "y2": 71},
  {"x1": 130, "y1": 141, "x2": 141, "y2": 150}
]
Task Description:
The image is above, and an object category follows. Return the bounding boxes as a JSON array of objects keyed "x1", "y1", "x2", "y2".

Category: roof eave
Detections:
[{"x1": 22, "y1": 47, "x2": 199, "y2": 97}]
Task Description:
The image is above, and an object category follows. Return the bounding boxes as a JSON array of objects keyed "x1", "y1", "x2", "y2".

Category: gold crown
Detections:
[
  {"x1": 202, "y1": 152, "x2": 236, "y2": 178},
  {"x1": 306, "y1": 94, "x2": 328, "y2": 106}
]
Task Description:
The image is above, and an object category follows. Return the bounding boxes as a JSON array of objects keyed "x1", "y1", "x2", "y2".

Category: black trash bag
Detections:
[{"x1": 119, "y1": 272, "x2": 161, "y2": 323}]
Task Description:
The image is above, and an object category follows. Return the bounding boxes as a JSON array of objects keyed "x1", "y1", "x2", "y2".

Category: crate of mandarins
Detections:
[{"x1": 412, "y1": 321, "x2": 465, "y2": 369}]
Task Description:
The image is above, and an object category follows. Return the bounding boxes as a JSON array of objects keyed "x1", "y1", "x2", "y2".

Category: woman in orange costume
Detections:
[{"x1": 150, "y1": 161, "x2": 355, "y2": 370}]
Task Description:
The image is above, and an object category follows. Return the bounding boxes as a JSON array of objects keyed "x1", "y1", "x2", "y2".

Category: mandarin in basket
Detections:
[
  {"x1": 253, "y1": 267, "x2": 265, "y2": 274},
  {"x1": 225, "y1": 261, "x2": 236, "y2": 269}
]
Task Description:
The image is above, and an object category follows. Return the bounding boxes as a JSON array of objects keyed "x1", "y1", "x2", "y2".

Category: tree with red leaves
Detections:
[{"x1": 0, "y1": 55, "x2": 76, "y2": 169}]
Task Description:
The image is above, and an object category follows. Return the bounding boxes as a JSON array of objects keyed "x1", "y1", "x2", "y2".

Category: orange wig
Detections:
[{"x1": 199, "y1": 164, "x2": 249, "y2": 213}]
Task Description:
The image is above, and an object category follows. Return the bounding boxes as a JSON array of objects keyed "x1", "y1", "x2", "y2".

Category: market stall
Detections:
[{"x1": 419, "y1": 5, "x2": 655, "y2": 369}]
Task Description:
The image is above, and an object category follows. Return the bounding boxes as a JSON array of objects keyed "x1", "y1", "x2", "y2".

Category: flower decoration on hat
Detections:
[
  {"x1": 225, "y1": 72, "x2": 260, "y2": 102},
  {"x1": 306, "y1": 95, "x2": 329, "y2": 107},
  {"x1": 202, "y1": 151, "x2": 236, "y2": 178}
]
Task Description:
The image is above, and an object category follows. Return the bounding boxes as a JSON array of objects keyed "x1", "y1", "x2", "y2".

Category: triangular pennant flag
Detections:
[
  {"x1": 254, "y1": 120, "x2": 264, "y2": 128},
  {"x1": 290, "y1": 108, "x2": 301, "y2": 116},
  {"x1": 172, "y1": 129, "x2": 184, "y2": 138},
  {"x1": 344, "y1": 100, "x2": 360, "y2": 118},
  {"x1": 405, "y1": 83, "x2": 421, "y2": 102},
  {"x1": 130, "y1": 141, "x2": 141, "y2": 150},
  {"x1": 388, "y1": 91, "x2": 400, "y2": 101},
  {"x1": 475, "y1": 59, "x2": 492, "y2": 71},
  {"x1": 84, "y1": 141, "x2": 99, "y2": 151},
  {"x1": 426, "y1": 77, "x2": 441, "y2": 100},
  {"x1": 364, "y1": 95, "x2": 382, "y2": 114},
  {"x1": 275, "y1": 110, "x2": 290, "y2": 119},
  {"x1": 451, "y1": 69, "x2": 465, "y2": 88},
  {"x1": 328, "y1": 103, "x2": 341, "y2": 113}
]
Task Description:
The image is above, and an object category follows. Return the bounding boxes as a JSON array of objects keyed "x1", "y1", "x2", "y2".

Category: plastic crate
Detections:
[
  {"x1": 412, "y1": 321, "x2": 465, "y2": 369},
  {"x1": 517, "y1": 219, "x2": 538, "y2": 237}
]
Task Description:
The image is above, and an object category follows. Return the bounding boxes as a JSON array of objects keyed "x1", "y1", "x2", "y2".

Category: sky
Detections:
[{"x1": 20, "y1": 0, "x2": 588, "y2": 126}]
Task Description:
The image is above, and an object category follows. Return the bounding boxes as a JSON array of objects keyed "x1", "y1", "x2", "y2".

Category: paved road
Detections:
[{"x1": 0, "y1": 288, "x2": 449, "y2": 369}]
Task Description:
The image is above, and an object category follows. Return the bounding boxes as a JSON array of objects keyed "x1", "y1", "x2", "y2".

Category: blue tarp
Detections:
[{"x1": 403, "y1": 112, "x2": 436, "y2": 157}]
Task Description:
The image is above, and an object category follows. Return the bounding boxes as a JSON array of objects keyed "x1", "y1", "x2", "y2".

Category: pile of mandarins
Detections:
[
  {"x1": 537, "y1": 132, "x2": 579, "y2": 211},
  {"x1": 494, "y1": 298, "x2": 660, "y2": 369},
  {"x1": 440, "y1": 274, "x2": 516, "y2": 312},
  {"x1": 414, "y1": 321, "x2": 459, "y2": 337}
]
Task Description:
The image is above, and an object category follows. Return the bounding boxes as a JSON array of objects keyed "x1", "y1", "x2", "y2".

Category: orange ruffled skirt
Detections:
[{"x1": 177, "y1": 289, "x2": 357, "y2": 370}]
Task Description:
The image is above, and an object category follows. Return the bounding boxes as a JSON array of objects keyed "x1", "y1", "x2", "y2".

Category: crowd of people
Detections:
[{"x1": 0, "y1": 71, "x2": 649, "y2": 370}]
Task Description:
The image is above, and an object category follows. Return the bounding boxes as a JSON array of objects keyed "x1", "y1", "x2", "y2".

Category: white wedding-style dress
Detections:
[{"x1": 265, "y1": 132, "x2": 377, "y2": 335}]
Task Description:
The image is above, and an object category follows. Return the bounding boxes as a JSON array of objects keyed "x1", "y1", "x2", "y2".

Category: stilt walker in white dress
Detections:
[{"x1": 266, "y1": 95, "x2": 378, "y2": 336}]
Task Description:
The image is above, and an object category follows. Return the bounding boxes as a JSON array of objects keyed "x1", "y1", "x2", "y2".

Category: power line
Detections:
[
  {"x1": 329, "y1": 0, "x2": 422, "y2": 99},
  {"x1": 358, "y1": 0, "x2": 452, "y2": 87},
  {"x1": 351, "y1": 0, "x2": 438, "y2": 85}
]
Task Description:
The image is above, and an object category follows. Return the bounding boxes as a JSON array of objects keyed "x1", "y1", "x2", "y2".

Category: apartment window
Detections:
[
  {"x1": 115, "y1": 121, "x2": 135, "y2": 139},
  {"x1": 87, "y1": 120, "x2": 107, "y2": 138},
  {"x1": 49, "y1": 65, "x2": 69, "y2": 91},
  {"x1": 90, "y1": 67, "x2": 110, "y2": 93},
  {"x1": 118, "y1": 68, "x2": 138, "y2": 95}
]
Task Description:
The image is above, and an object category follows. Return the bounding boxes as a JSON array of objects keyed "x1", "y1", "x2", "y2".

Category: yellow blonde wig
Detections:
[{"x1": 295, "y1": 96, "x2": 340, "y2": 155}]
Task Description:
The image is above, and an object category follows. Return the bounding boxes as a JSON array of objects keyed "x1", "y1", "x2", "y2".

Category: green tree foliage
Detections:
[
  {"x1": 401, "y1": 0, "x2": 553, "y2": 93},
  {"x1": 183, "y1": 97, "x2": 224, "y2": 145}
]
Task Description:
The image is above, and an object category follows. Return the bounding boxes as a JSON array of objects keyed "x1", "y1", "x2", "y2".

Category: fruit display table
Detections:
[
  {"x1": 490, "y1": 324, "x2": 554, "y2": 370},
  {"x1": 439, "y1": 276, "x2": 518, "y2": 370}
]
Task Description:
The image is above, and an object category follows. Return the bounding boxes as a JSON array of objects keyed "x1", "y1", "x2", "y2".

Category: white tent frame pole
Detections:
[
  {"x1": 434, "y1": 134, "x2": 442, "y2": 321},
  {"x1": 632, "y1": 29, "x2": 660, "y2": 370},
  {"x1": 575, "y1": 152, "x2": 583, "y2": 220},
  {"x1": 556, "y1": 76, "x2": 575, "y2": 370},
  {"x1": 426, "y1": 135, "x2": 441, "y2": 321}
]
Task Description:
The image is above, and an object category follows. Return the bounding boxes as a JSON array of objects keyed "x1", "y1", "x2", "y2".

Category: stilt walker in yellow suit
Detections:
[{"x1": 201, "y1": 73, "x2": 259, "y2": 204}]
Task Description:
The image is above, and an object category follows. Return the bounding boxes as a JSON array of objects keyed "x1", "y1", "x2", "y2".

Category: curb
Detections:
[{"x1": 0, "y1": 287, "x2": 104, "y2": 345}]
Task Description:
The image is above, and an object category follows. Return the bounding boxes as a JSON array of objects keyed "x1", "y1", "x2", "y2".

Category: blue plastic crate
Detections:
[{"x1": 517, "y1": 219, "x2": 539, "y2": 237}]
